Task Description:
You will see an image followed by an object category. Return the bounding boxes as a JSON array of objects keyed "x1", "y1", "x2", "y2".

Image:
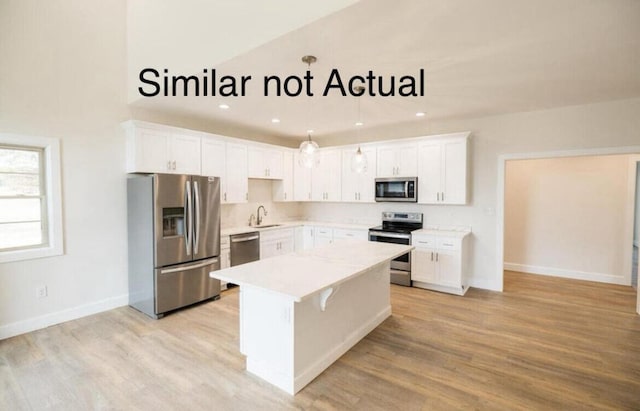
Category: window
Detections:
[{"x1": 0, "y1": 134, "x2": 63, "y2": 263}]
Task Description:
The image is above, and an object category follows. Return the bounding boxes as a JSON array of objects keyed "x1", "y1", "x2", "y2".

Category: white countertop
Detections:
[
  {"x1": 210, "y1": 241, "x2": 412, "y2": 302},
  {"x1": 221, "y1": 220, "x2": 372, "y2": 237},
  {"x1": 412, "y1": 228, "x2": 472, "y2": 238}
]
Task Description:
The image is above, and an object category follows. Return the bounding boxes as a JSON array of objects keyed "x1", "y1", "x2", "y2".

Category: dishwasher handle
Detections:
[{"x1": 231, "y1": 234, "x2": 259, "y2": 243}]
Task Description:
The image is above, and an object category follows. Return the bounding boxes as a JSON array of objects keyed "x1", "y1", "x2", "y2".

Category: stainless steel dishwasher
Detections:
[{"x1": 230, "y1": 231, "x2": 260, "y2": 267}]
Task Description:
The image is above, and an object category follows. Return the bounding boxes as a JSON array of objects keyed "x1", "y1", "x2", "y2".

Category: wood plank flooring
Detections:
[{"x1": 1, "y1": 271, "x2": 639, "y2": 410}]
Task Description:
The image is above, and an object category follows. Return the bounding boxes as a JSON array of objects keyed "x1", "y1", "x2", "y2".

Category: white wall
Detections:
[
  {"x1": 0, "y1": 0, "x2": 130, "y2": 338},
  {"x1": 504, "y1": 155, "x2": 632, "y2": 284}
]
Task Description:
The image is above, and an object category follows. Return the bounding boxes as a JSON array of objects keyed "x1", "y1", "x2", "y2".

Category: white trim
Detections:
[
  {"x1": 0, "y1": 294, "x2": 128, "y2": 340},
  {"x1": 497, "y1": 144, "x2": 640, "y2": 294},
  {"x1": 0, "y1": 133, "x2": 64, "y2": 263},
  {"x1": 504, "y1": 263, "x2": 628, "y2": 285}
]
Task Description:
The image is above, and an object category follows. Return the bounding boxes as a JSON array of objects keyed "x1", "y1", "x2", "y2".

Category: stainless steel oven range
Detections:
[{"x1": 369, "y1": 212, "x2": 423, "y2": 286}]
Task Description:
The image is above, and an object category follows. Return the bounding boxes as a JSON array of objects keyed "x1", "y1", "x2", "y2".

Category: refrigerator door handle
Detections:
[
  {"x1": 194, "y1": 180, "x2": 200, "y2": 255},
  {"x1": 185, "y1": 180, "x2": 192, "y2": 256},
  {"x1": 159, "y1": 257, "x2": 219, "y2": 274}
]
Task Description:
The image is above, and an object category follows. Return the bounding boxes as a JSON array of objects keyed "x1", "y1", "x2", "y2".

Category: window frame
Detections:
[{"x1": 0, "y1": 133, "x2": 63, "y2": 263}]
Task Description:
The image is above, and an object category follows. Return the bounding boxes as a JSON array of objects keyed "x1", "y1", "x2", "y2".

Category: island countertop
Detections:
[{"x1": 209, "y1": 241, "x2": 413, "y2": 303}]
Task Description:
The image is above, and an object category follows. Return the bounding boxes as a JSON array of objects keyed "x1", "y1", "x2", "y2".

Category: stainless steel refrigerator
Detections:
[{"x1": 127, "y1": 173, "x2": 221, "y2": 318}]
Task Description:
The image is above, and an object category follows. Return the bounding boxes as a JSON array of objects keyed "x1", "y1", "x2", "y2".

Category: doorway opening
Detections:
[{"x1": 496, "y1": 146, "x2": 640, "y2": 314}]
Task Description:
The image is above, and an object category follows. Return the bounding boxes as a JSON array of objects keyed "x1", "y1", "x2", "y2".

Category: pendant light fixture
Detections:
[
  {"x1": 298, "y1": 55, "x2": 320, "y2": 168},
  {"x1": 351, "y1": 86, "x2": 368, "y2": 173}
]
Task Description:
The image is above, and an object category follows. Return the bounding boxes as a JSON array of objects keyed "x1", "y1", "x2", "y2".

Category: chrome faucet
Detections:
[
  {"x1": 248, "y1": 214, "x2": 256, "y2": 227},
  {"x1": 256, "y1": 205, "x2": 267, "y2": 226}
]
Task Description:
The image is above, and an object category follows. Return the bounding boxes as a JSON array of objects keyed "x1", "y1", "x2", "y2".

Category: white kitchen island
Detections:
[{"x1": 209, "y1": 241, "x2": 413, "y2": 395}]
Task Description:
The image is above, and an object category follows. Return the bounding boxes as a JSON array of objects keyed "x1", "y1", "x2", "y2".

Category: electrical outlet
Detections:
[{"x1": 37, "y1": 285, "x2": 48, "y2": 299}]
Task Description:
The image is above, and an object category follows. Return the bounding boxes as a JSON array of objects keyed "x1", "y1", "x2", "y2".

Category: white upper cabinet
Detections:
[
  {"x1": 376, "y1": 143, "x2": 418, "y2": 177},
  {"x1": 273, "y1": 150, "x2": 294, "y2": 202},
  {"x1": 247, "y1": 146, "x2": 284, "y2": 179},
  {"x1": 311, "y1": 150, "x2": 342, "y2": 202},
  {"x1": 341, "y1": 147, "x2": 377, "y2": 203},
  {"x1": 293, "y1": 152, "x2": 312, "y2": 201},
  {"x1": 201, "y1": 136, "x2": 226, "y2": 178},
  {"x1": 418, "y1": 136, "x2": 468, "y2": 205},
  {"x1": 125, "y1": 123, "x2": 201, "y2": 175},
  {"x1": 224, "y1": 143, "x2": 248, "y2": 204}
]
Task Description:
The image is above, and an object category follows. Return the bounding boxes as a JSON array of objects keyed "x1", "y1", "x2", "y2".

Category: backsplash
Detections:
[{"x1": 220, "y1": 179, "x2": 302, "y2": 228}]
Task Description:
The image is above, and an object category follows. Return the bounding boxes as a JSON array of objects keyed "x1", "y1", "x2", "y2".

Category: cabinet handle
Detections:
[
  {"x1": 246, "y1": 193, "x2": 248, "y2": 200},
  {"x1": 430, "y1": 252, "x2": 433, "y2": 261},
  {"x1": 224, "y1": 192, "x2": 227, "y2": 202},
  {"x1": 437, "y1": 192, "x2": 440, "y2": 202},
  {"x1": 443, "y1": 243, "x2": 453, "y2": 247},
  {"x1": 442, "y1": 192, "x2": 445, "y2": 202},
  {"x1": 436, "y1": 253, "x2": 439, "y2": 262},
  {"x1": 172, "y1": 161, "x2": 176, "y2": 170},
  {"x1": 284, "y1": 192, "x2": 287, "y2": 200},
  {"x1": 166, "y1": 161, "x2": 171, "y2": 171}
]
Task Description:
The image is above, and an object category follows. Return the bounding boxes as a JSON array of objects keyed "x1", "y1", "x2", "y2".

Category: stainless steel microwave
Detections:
[{"x1": 375, "y1": 177, "x2": 418, "y2": 202}]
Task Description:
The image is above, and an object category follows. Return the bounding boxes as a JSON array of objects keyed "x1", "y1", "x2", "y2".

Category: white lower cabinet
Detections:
[
  {"x1": 411, "y1": 232, "x2": 470, "y2": 295},
  {"x1": 220, "y1": 235, "x2": 230, "y2": 290},
  {"x1": 260, "y1": 228, "x2": 295, "y2": 260},
  {"x1": 313, "y1": 227, "x2": 334, "y2": 247},
  {"x1": 332, "y1": 228, "x2": 368, "y2": 242}
]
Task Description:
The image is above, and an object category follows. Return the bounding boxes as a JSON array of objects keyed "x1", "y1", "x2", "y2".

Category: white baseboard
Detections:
[
  {"x1": 0, "y1": 294, "x2": 128, "y2": 340},
  {"x1": 504, "y1": 262, "x2": 628, "y2": 285}
]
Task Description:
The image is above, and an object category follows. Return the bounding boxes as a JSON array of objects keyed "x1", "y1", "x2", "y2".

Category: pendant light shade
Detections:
[
  {"x1": 350, "y1": 146, "x2": 368, "y2": 173},
  {"x1": 299, "y1": 133, "x2": 320, "y2": 168},
  {"x1": 298, "y1": 55, "x2": 320, "y2": 168}
]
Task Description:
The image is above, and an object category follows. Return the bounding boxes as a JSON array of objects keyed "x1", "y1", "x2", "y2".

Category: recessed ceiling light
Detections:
[
  {"x1": 219, "y1": 104, "x2": 230, "y2": 110},
  {"x1": 271, "y1": 118, "x2": 280, "y2": 124},
  {"x1": 415, "y1": 112, "x2": 425, "y2": 117},
  {"x1": 355, "y1": 121, "x2": 364, "y2": 127}
]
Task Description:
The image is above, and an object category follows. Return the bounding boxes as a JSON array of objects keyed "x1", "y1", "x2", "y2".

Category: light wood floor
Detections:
[{"x1": 1, "y1": 271, "x2": 639, "y2": 410}]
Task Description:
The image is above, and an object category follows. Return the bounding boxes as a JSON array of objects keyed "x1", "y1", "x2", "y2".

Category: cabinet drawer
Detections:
[
  {"x1": 412, "y1": 235, "x2": 436, "y2": 248},
  {"x1": 437, "y1": 237, "x2": 460, "y2": 251},
  {"x1": 315, "y1": 227, "x2": 333, "y2": 238},
  {"x1": 333, "y1": 228, "x2": 367, "y2": 241},
  {"x1": 259, "y1": 228, "x2": 295, "y2": 243}
]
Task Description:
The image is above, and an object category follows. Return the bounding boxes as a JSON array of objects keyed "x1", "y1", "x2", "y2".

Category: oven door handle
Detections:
[{"x1": 369, "y1": 231, "x2": 411, "y2": 240}]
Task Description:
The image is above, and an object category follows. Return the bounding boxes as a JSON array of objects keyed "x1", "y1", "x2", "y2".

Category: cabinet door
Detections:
[
  {"x1": 314, "y1": 227, "x2": 333, "y2": 246},
  {"x1": 247, "y1": 146, "x2": 267, "y2": 178},
  {"x1": 220, "y1": 248, "x2": 230, "y2": 269},
  {"x1": 267, "y1": 149, "x2": 284, "y2": 179},
  {"x1": 301, "y1": 226, "x2": 315, "y2": 250},
  {"x1": 357, "y1": 147, "x2": 377, "y2": 202},
  {"x1": 323, "y1": 150, "x2": 342, "y2": 202},
  {"x1": 279, "y1": 236, "x2": 294, "y2": 254},
  {"x1": 341, "y1": 149, "x2": 360, "y2": 202},
  {"x1": 273, "y1": 151, "x2": 293, "y2": 201},
  {"x1": 418, "y1": 142, "x2": 442, "y2": 204},
  {"x1": 376, "y1": 146, "x2": 397, "y2": 177},
  {"x1": 131, "y1": 128, "x2": 170, "y2": 173},
  {"x1": 396, "y1": 145, "x2": 418, "y2": 176},
  {"x1": 259, "y1": 240, "x2": 279, "y2": 260},
  {"x1": 169, "y1": 133, "x2": 201, "y2": 175},
  {"x1": 436, "y1": 250, "x2": 461, "y2": 288},
  {"x1": 293, "y1": 152, "x2": 312, "y2": 201},
  {"x1": 442, "y1": 139, "x2": 467, "y2": 204},
  {"x1": 201, "y1": 137, "x2": 226, "y2": 178},
  {"x1": 224, "y1": 143, "x2": 248, "y2": 203},
  {"x1": 411, "y1": 248, "x2": 438, "y2": 283}
]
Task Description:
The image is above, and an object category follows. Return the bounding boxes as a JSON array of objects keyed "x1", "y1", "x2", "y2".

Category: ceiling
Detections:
[{"x1": 128, "y1": 0, "x2": 640, "y2": 143}]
